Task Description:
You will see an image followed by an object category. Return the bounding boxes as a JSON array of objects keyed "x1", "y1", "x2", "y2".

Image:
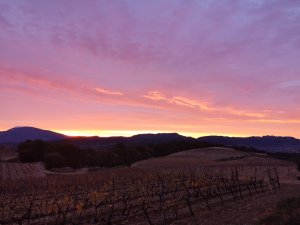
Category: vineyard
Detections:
[
  {"x1": 0, "y1": 166, "x2": 281, "y2": 225},
  {"x1": 0, "y1": 162, "x2": 45, "y2": 180}
]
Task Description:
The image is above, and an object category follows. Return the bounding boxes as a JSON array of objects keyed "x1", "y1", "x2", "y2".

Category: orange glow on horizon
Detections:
[{"x1": 56, "y1": 130, "x2": 252, "y2": 138}]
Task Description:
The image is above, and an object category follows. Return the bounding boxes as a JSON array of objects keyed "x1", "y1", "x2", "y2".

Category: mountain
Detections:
[
  {"x1": 1, "y1": 126, "x2": 300, "y2": 153},
  {"x1": 0, "y1": 127, "x2": 66, "y2": 144},
  {"x1": 198, "y1": 136, "x2": 300, "y2": 153},
  {"x1": 130, "y1": 133, "x2": 193, "y2": 143},
  {"x1": 60, "y1": 133, "x2": 193, "y2": 149}
]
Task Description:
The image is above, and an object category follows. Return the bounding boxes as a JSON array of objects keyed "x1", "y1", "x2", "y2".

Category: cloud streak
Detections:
[
  {"x1": 95, "y1": 88, "x2": 123, "y2": 96},
  {"x1": 143, "y1": 91, "x2": 213, "y2": 111}
]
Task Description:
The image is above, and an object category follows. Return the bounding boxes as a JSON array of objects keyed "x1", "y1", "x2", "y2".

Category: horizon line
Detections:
[{"x1": 1, "y1": 126, "x2": 299, "y2": 139}]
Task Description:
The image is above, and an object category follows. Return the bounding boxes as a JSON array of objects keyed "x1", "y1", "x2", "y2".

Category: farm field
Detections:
[
  {"x1": 0, "y1": 147, "x2": 299, "y2": 225},
  {"x1": 0, "y1": 166, "x2": 283, "y2": 225},
  {"x1": 132, "y1": 147, "x2": 299, "y2": 181},
  {"x1": 133, "y1": 147, "x2": 293, "y2": 168}
]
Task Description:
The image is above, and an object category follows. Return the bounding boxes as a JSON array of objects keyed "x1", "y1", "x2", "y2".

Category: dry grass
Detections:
[{"x1": 132, "y1": 147, "x2": 299, "y2": 183}]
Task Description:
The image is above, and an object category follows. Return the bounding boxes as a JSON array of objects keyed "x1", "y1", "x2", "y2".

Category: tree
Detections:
[{"x1": 18, "y1": 140, "x2": 47, "y2": 162}]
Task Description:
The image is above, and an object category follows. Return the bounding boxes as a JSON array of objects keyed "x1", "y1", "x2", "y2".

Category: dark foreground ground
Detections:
[{"x1": 171, "y1": 183, "x2": 300, "y2": 225}]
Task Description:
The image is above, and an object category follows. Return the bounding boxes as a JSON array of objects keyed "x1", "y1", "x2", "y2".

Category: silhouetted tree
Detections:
[{"x1": 18, "y1": 140, "x2": 47, "y2": 162}]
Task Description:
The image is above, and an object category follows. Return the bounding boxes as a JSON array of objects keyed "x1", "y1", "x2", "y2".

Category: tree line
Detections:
[
  {"x1": 18, "y1": 139, "x2": 300, "y2": 171},
  {"x1": 18, "y1": 140, "x2": 216, "y2": 169}
]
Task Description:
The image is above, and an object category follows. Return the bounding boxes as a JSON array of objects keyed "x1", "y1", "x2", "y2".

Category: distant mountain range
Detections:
[
  {"x1": 198, "y1": 136, "x2": 300, "y2": 153},
  {"x1": 1, "y1": 127, "x2": 300, "y2": 153}
]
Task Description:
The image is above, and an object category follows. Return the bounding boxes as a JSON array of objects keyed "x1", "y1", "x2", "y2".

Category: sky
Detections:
[{"x1": 1, "y1": 0, "x2": 300, "y2": 138}]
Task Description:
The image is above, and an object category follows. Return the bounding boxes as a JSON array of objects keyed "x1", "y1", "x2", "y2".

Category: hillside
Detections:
[
  {"x1": 62, "y1": 134, "x2": 300, "y2": 153},
  {"x1": 132, "y1": 147, "x2": 295, "y2": 170},
  {"x1": 0, "y1": 127, "x2": 66, "y2": 144},
  {"x1": 198, "y1": 136, "x2": 300, "y2": 153}
]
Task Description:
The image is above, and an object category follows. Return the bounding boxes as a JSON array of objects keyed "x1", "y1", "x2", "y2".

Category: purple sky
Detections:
[{"x1": 1, "y1": 0, "x2": 300, "y2": 137}]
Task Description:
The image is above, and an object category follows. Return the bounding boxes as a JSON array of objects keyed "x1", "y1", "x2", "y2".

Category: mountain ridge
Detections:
[
  {"x1": 198, "y1": 135, "x2": 300, "y2": 153},
  {"x1": 1, "y1": 127, "x2": 300, "y2": 153}
]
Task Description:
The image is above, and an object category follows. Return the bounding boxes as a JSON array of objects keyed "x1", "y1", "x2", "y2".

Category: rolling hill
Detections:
[{"x1": 198, "y1": 136, "x2": 300, "y2": 153}]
